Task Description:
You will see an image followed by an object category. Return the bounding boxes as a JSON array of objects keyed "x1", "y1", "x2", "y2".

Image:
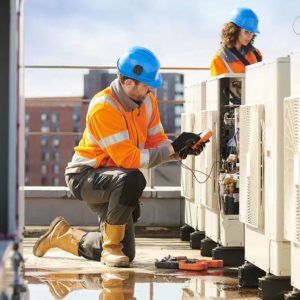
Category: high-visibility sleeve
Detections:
[
  {"x1": 145, "y1": 94, "x2": 168, "y2": 148},
  {"x1": 210, "y1": 55, "x2": 230, "y2": 77}
]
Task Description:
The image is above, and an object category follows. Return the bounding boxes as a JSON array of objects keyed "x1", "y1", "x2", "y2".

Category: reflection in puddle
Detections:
[{"x1": 25, "y1": 269, "x2": 259, "y2": 299}]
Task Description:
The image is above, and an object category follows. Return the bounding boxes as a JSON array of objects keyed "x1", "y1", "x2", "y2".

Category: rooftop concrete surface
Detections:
[{"x1": 23, "y1": 237, "x2": 259, "y2": 299}]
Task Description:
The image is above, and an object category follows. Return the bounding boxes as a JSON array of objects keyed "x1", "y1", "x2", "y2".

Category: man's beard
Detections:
[{"x1": 136, "y1": 90, "x2": 150, "y2": 102}]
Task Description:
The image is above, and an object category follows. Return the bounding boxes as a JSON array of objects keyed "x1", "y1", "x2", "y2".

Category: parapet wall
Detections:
[{"x1": 25, "y1": 186, "x2": 184, "y2": 227}]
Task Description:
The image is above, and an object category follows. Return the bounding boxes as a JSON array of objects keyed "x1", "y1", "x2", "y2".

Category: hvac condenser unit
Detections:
[
  {"x1": 284, "y1": 50, "x2": 300, "y2": 292},
  {"x1": 204, "y1": 74, "x2": 245, "y2": 246},
  {"x1": 239, "y1": 104, "x2": 265, "y2": 230},
  {"x1": 181, "y1": 112, "x2": 195, "y2": 202},
  {"x1": 192, "y1": 82, "x2": 206, "y2": 230},
  {"x1": 204, "y1": 110, "x2": 220, "y2": 241},
  {"x1": 240, "y1": 57, "x2": 291, "y2": 276},
  {"x1": 182, "y1": 82, "x2": 206, "y2": 229},
  {"x1": 290, "y1": 51, "x2": 300, "y2": 97},
  {"x1": 284, "y1": 97, "x2": 300, "y2": 290},
  {"x1": 199, "y1": 111, "x2": 208, "y2": 208},
  {"x1": 194, "y1": 110, "x2": 207, "y2": 231}
]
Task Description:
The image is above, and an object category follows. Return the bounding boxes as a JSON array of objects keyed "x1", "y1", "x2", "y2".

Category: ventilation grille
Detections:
[
  {"x1": 239, "y1": 104, "x2": 264, "y2": 229},
  {"x1": 204, "y1": 110, "x2": 219, "y2": 211},
  {"x1": 239, "y1": 106, "x2": 250, "y2": 224},
  {"x1": 181, "y1": 113, "x2": 195, "y2": 201},
  {"x1": 194, "y1": 110, "x2": 207, "y2": 206},
  {"x1": 295, "y1": 186, "x2": 300, "y2": 244},
  {"x1": 284, "y1": 98, "x2": 300, "y2": 244},
  {"x1": 184, "y1": 83, "x2": 206, "y2": 114}
]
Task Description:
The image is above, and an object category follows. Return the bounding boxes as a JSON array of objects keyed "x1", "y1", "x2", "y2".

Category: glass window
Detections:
[
  {"x1": 175, "y1": 82, "x2": 184, "y2": 93},
  {"x1": 25, "y1": 112, "x2": 30, "y2": 134},
  {"x1": 41, "y1": 125, "x2": 49, "y2": 133},
  {"x1": 25, "y1": 136, "x2": 29, "y2": 160},
  {"x1": 53, "y1": 136, "x2": 60, "y2": 147},
  {"x1": 53, "y1": 151, "x2": 60, "y2": 161},
  {"x1": 175, "y1": 105, "x2": 183, "y2": 115},
  {"x1": 73, "y1": 107, "x2": 81, "y2": 132},
  {"x1": 163, "y1": 91, "x2": 168, "y2": 100},
  {"x1": 175, "y1": 74, "x2": 183, "y2": 83},
  {"x1": 175, "y1": 93, "x2": 183, "y2": 101},
  {"x1": 52, "y1": 112, "x2": 59, "y2": 132},
  {"x1": 53, "y1": 164, "x2": 60, "y2": 174},
  {"x1": 41, "y1": 136, "x2": 48, "y2": 146},
  {"x1": 53, "y1": 177, "x2": 60, "y2": 186},
  {"x1": 52, "y1": 112, "x2": 59, "y2": 123},
  {"x1": 41, "y1": 150, "x2": 49, "y2": 161},
  {"x1": 41, "y1": 177, "x2": 47, "y2": 185},
  {"x1": 25, "y1": 112, "x2": 30, "y2": 122},
  {"x1": 175, "y1": 116, "x2": 181, "y2": 128},
  {"x1": 73, "y1": 113, "x2": 80, "y2": 121},
  {"x1": 41, "y1": 164, "x2": 47, "y2": 175},
  {"x1": 41, "y1": 112, "x2": 49, "y2": 122}
]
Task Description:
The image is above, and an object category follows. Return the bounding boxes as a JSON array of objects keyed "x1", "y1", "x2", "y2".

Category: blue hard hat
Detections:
[
  {"x1": 230, "y1": 7, "x2": 259, "y2": 33},
  {"x1": 117, "y1": 46, "x2": 163, "y2": 88}
]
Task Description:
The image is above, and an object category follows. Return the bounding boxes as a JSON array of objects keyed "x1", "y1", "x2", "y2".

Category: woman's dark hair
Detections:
[{"x1": 221, "y1": 22, "x2": 256, "y2": 48}]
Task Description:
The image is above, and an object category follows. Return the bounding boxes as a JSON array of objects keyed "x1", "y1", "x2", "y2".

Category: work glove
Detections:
[
  {"x1": 171, "y1": 132, "x2": 200, "y2": 153},
  {"x1": 179, "y1": 140, "x2": 208, "y2": 159}
]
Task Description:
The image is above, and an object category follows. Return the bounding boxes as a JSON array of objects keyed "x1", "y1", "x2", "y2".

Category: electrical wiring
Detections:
[{"x1": 180, "y1": 160, "x2": 219, "y2": 184}]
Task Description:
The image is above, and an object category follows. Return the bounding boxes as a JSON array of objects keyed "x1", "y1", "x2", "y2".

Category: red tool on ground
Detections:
[
  {"x1": 196, "y1": 259, "x2": 223, "y2": 268},
  {"x1": 155, "y1": 255, "x2": 223, "y2": 271},
  {"x1": 178, "y1": 258, "x2": 223, "y2": 271},
  {"x1": 178, "y1": 259, "x2": 208, "y2": 271},
  {"x1": 176, "y1": 269, "x2": 225, "y2": 277}
]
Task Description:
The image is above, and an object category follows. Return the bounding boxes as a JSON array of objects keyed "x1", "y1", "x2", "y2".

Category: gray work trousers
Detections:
[{"x1": 66, "y1": 167, "x2": 146, "y2": 262}]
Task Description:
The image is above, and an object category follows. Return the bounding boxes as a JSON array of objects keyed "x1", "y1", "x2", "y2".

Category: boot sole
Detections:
[
  {"x1": 33, "y1": 216, "x2": 66, "y2": 257},
  {"x1": 101, "y1": 260, "x2": 130, "y2": 268}
]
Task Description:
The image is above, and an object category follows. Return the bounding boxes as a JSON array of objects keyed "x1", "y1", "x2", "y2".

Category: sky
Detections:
[{"x1": 24, "y1": 0, "x2": 300, "y2": 97}]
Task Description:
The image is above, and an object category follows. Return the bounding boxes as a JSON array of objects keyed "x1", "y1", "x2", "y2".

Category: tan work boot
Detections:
[
  {"x1": 101, "y1": 223, "x2": 130, "y2": 267},
  {"x1": 36, "y1": 273, "x2": 103, "y2": 299},
  {"x1": 33, "y1": 216, "x2": 86, "y2": 257},
  {"x1": 38, "y1": 273, "x2": 84, "y2": 299},
  {"x1": 100, "y1": 272, "x2": 134, "y2": 300}
]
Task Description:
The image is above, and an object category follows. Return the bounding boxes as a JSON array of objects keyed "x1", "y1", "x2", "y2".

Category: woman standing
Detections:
[{"x1": 211, "y1": 7, "x2": 262, "y2": 76}]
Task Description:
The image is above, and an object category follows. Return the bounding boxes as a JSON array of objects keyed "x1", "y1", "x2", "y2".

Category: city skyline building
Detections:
[{"x1": 25, "y1": 71, "x2": 183, "y2": 186}]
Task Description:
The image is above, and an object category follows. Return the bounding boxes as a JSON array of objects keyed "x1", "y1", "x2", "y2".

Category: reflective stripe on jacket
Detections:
[
  {"x1": 210, "y1": 45, "x2": 262, "y2": 76},
  {"x1": 66, "y1": 79, "x2": 170, "y2": 173}
]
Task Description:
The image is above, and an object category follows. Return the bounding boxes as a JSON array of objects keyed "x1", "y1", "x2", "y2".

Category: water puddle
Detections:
[{"x1": 25, "y1": 268, "x2": 259, "y2": 299}]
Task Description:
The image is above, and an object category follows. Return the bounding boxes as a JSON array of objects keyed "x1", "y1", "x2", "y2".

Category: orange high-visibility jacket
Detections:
[
  {"x1": 210, "y1": 45, "x2": 262, "y2": 77},
  {"x1": 66, "y1": 79, "x2": 171, "y2": 173}
]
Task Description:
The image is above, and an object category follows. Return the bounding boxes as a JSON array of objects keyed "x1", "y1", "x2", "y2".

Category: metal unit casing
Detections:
[
  {"x1": 181, "y1": 112, "x2": 195, "y2": 202},
  {"x1": 284, "y1": 50, "x2": 300, "y2": 290},
  {"x1": 182, "y1": 82, "x2": 206, "y2": 230},
  {"x1": 239, "y1": 104, "x2": 265, "y2": 230},
  {"x1": 284, "y1": 97, "x2": 300, "y2": 288},
  {"x1": 204, "y1": 74, "x2": 245, "y2": 245},
  {"x1": 241, "y1": 57, "x2": 291, "y2": 275},
  {"x1": 290, "y1": 51, "x2": 300, "y2": 97}
]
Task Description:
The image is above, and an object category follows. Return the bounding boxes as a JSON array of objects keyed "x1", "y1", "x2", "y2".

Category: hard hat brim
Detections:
[{"x1": 145, "y1": 74, "x2": 163, "y2": 88}]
